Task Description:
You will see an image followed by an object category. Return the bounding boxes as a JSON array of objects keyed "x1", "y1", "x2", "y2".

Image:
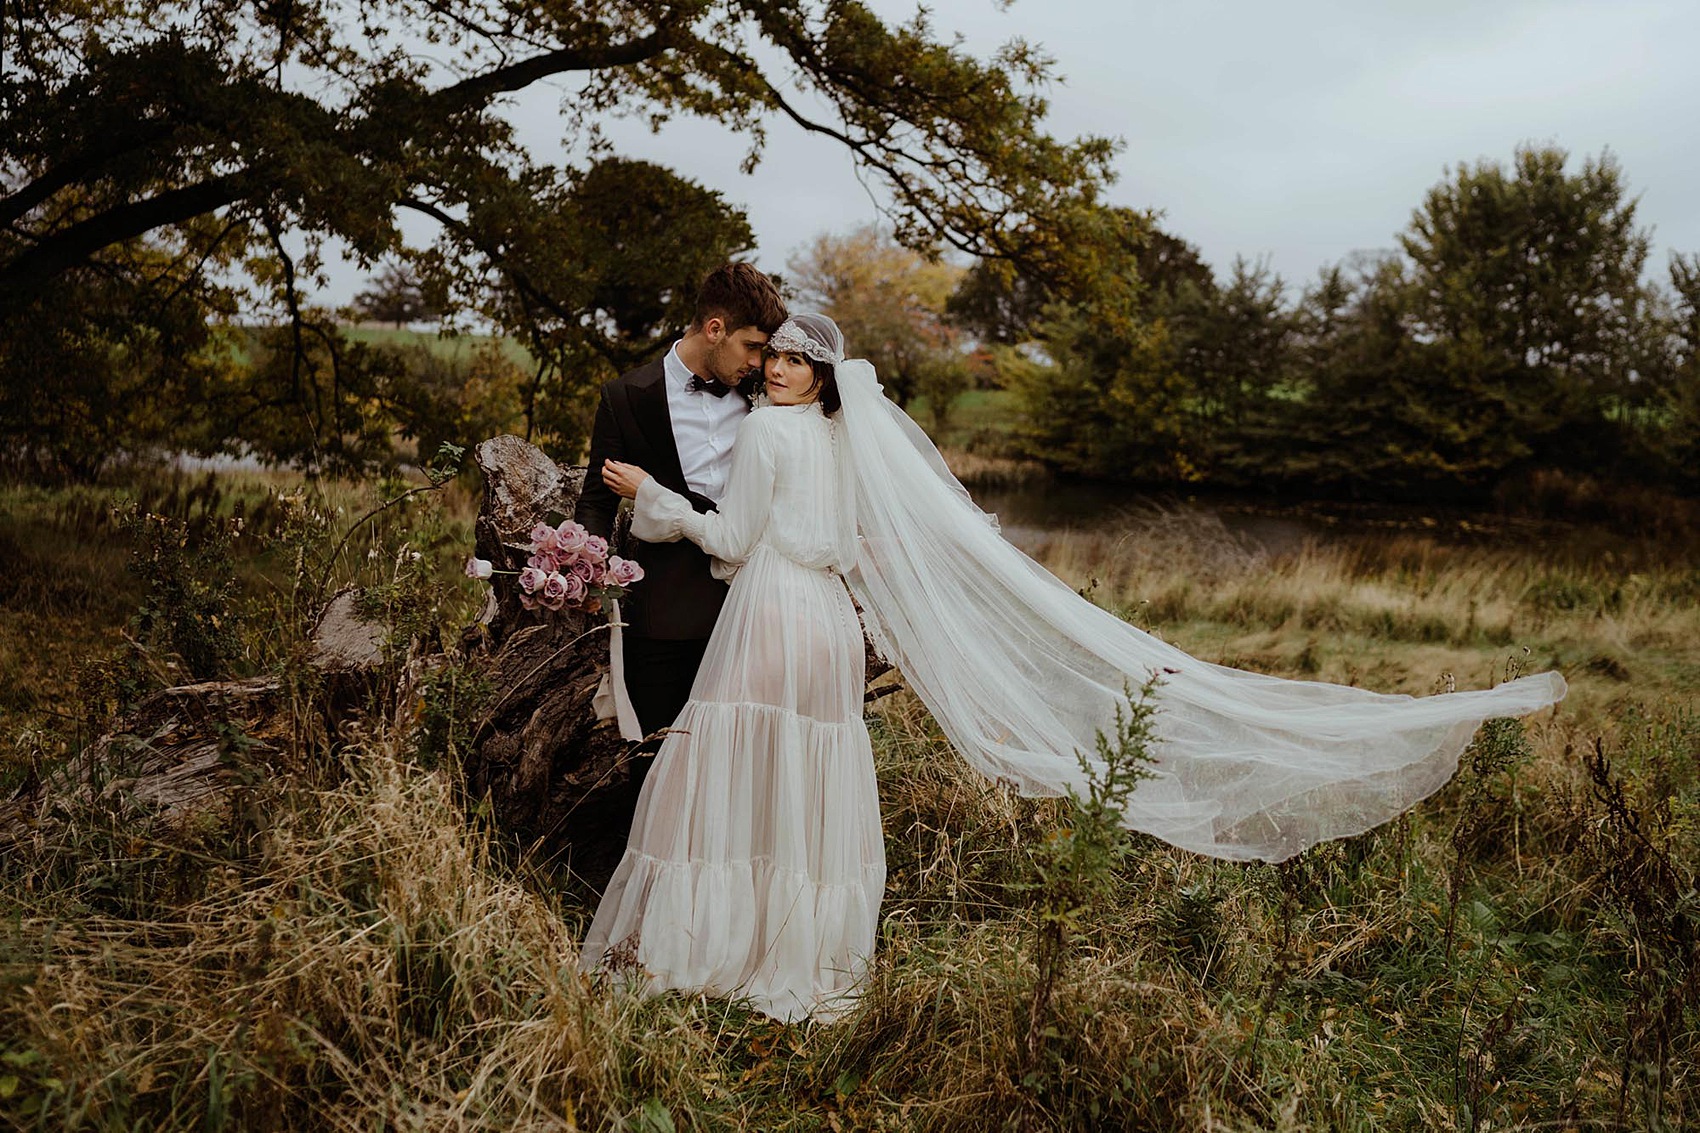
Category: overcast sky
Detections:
[{"x1": 318, "y1": 0, "x2": 1700, "y2": 307}]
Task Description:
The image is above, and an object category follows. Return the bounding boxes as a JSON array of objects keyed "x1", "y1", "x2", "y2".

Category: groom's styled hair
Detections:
[{"x1": 692, "y1": 263, "x2": 787, "y2": 335}]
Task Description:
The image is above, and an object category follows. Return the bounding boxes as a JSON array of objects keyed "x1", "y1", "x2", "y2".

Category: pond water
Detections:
[
  {"x1": 164, "y1": 449, "x2": 1562, "y2": 560},
  {"x1": 969, "y1": 478, "x2": 1519, "y2": 557}
]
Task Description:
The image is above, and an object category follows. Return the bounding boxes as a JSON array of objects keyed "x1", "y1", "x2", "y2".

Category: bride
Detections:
[{"x1": 580, "y1": 313, "x2": 1567, "y2": 1022}]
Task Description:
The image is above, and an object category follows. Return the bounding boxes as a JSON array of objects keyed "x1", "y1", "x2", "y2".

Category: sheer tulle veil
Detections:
[{"x1": 781, "y1": 314, "x2": 1569, "y2": 863}]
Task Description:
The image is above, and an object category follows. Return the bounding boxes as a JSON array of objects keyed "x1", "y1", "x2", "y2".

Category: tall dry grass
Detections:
[
  {"x1": 3, "y1": 476, "x2": 1697, "y2": 1130},
  {"x1": 939, "y1": 448, "x2": 1050, "y2": 491},
  {"x1": 1017, "y1": 507, "x2": 1700, "y2": 721},
  {"x1": 3, "y1": 729, "x2": 763, "y2": 1130}
]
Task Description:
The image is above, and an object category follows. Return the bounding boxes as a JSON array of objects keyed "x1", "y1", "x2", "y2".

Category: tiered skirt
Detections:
[{"x1": 581, "y1": 545, "x2": 885, "y2": 1021}]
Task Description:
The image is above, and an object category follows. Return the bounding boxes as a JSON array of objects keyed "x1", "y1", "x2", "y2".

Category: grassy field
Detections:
[
  {"x1": 1, "y1": 464, "x2": 1695, "y2": 1130},
  {"x1": 338, "y1": 324, "x2": 537, "y2": 369}
]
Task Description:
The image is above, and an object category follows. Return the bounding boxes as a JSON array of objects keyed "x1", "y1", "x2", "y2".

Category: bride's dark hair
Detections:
[{"x1": 804, "y1": 358, "x2": 841, "y2": 416}]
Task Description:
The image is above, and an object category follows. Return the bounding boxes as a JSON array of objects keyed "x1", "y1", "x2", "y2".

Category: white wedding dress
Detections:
[
  {"x1": 581, "y1": 401, "x2": 884, "y2": 1022},
  {"x1": 581, "y1": 314, "x2": 1568, "y2": 1024}
]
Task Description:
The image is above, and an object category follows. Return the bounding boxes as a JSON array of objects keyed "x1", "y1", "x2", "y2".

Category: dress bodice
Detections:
[{"x1": 632, "y1": 401, "x2": 855, "y2": 575}]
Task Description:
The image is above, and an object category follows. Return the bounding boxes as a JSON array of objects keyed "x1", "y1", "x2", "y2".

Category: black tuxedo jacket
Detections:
[{"x1": 574, "y1": 358, "x2": 736, "y2": 640}]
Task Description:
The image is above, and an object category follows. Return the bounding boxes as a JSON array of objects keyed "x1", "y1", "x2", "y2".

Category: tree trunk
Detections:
[{"x1": 461, "y1": 435, "x2": 641, "y2": 892}]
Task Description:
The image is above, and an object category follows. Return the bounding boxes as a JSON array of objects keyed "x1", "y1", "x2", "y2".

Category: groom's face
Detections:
[{"x1": 704, "y1": 319, "x2": 771, "y2": 387}]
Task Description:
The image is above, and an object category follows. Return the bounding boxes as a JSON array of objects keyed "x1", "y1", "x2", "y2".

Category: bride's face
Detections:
[{"x1": 764, "y1": 350, "x2": 820, "y2": 405}]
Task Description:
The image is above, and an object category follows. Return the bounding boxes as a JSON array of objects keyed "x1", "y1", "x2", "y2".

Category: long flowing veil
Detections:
[{"x1": 832, "y1": 357, "x2": 1567, "y2": 862}]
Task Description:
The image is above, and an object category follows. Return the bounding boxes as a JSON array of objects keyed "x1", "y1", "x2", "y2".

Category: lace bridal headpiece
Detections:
[{"x1": 767, "y1": 313, "x2": 845, "y2": 365}]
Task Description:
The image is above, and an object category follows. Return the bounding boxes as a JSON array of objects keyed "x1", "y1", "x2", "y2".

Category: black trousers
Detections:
[
  {"x1": 622, "y1": 633, "x2": 712, "y2": 736},
  {"x1": 618, "y1": 633, "x2": 712, "y2": 798}
]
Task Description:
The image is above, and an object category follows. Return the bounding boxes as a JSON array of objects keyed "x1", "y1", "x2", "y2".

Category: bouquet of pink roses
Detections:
[{"x1": 464, "y1": 518, "x2": 643, "y2": 614}]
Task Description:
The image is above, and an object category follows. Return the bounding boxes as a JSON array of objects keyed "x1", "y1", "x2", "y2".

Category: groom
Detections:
[{"x1": 575, "y1": 261, "x2": 787, "y2": 740}]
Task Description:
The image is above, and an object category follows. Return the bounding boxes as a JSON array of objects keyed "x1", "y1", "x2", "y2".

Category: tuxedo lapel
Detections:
[{"x1": 628, "y1": 360, "x2": 690, "y2": 492}]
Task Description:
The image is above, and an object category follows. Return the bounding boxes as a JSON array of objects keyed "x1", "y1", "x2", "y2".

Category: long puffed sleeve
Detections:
[{"x1": 632, "y1": 410, "x2": 778, "y2": 564}]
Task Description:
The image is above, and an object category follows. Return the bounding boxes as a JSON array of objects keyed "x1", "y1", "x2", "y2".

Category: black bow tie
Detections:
[{"x1": 687, "y1": 373, "x2": 734, "y2": 398}]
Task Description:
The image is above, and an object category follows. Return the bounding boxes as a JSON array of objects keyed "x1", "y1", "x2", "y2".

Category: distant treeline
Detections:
[
  {"x1": 5, "y1": 135, "x2": 1694, "y2": 505},
  {"x1": 961, "y1": 145, "x2": 1700, "y2": 501}
]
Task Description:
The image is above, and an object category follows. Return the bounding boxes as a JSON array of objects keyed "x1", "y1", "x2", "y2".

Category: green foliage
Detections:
[
  {"x1": 413, "y1": 657, "x2": 495, "y2": 772},
  {"x1": 1284, "y1": 256, "x2": 1557, "y2": 492},
  {"x1": 1402, "y1": 146, "x2": 1650, "y2": 398},
  {"x1": 1655, "y1": 253, "x2": 1700, "y2": 488},
  {"x1": 0, "y1": 1046, "x2": 67, "y2": 1124},
  {"x1": 353, "y1": 262, "x2": 441, "y2": 328},
  {"x1": 788, "y1": 224, "x2": 968, "y2": 411},
  {"x1": 974, "y1": 146, "x2": 1696, "y2": 498},
  {"x1": 1171, "y1": 257, "x2": 1293, "y2": 430},
  {"x1": 218, "y1": 317, "x2": 416, "y2": 477},
  {"x1": 2, "y1": 0, "x2": 1116, "y2": 473},
  {"x1": 415, "y1": 156, "x2": 762, "y2": 447},
  {"x1": 1004, "y1": 225, "x2": 1303, "y2": 484},
  {"x1": 1011, "y1": 288, "x2": 1203, "y2": 482},
  {"x1": 379, "y1": 341, "x2": 531, "y2": 469},
  {"x1": 0, "y1": 229, "x2": 246, "y2": 480},
  {"x1": 948, "y1": 205, "x2": 1154, "y2": 346},
  {"x1": 1366, "y1": 145, "x2": 1656, "y2": 482},
  {"x1": 1215, "y1": 147, "x2": 1674, "y2": 496},
  {"x1": 112, "y1": 498, "x2": 246, "y2": 685}
]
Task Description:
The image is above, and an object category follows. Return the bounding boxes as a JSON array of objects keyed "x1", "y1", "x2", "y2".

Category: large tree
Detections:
[
  {"x1": 1398, "y1": 145, "x2": 1655, "y2": 460},
  {"x1": 787, "y1": 224, "x2": 965, "y2": 412},
  {"x1": 1011, "y1": 147, "x2": 1679, "y2": 494},
  {"x1": 1, "y1": 0, "x2": 1117, "y2": 472},
  {"x1": 353, "y1": 263, "x2": 441, "y2": 328}
]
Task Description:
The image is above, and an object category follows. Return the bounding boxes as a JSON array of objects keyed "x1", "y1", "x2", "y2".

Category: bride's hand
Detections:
[{"x1": 602, "y1": 459, "x2": 651, "y2": 500}]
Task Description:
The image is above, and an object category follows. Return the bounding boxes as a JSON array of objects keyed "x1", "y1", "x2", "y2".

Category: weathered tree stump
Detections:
[{"x1": 462, "y1": 435, "x2": 639, "y2": 891}]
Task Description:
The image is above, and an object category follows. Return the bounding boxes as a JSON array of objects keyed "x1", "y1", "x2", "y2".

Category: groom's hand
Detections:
[{"x1": 602, "y1": 459, "x2": 652, "y2": 500}]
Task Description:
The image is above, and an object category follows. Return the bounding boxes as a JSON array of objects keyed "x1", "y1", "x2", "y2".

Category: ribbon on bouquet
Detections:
[{"x1": 592, "y1": 597, "x2": 645, "y2": 741}]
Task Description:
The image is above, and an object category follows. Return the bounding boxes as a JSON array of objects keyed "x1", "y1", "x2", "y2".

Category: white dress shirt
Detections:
[{"x1": 664, "y1": 341, "x2": 748, "y2": 502}]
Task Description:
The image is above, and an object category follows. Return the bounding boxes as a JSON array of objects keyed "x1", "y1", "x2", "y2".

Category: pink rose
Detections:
[
  {"x1": 570, "y1": 557, "x2": 596, "y2": 583},
  {"x1": 583, "y1": 535, "x2": 609, "y2": 563},
  {"x1": 519, "y1": 591, "x2": 539, "y2": 611},
  {"x1": 463, "y1": 556, "x2": 493, "y2": 580},
  {"x1": 561, "y1": 570, "x2": 587, "y2": 603},
  {"x1": 527, "y1": 551, "x2": 558, "y2": 574},
  {"x1": 517, "y1": 566, "x2": 548, "y2": 593},
  {"x1": 555, "y1": 521, "x2": 589, "y2": 556},
  {"x1": 606, "y1": 556, "x2": 644, "y2": 586},
  {"x1": 542, "y1": 571, "x2": 569, "y2": 602},
  {"x1": 529, "y1": 523, "x2": 560, "y2": 553},
  {"x1": 539, "y1": 589, "x2": 564, "y2": 611}
]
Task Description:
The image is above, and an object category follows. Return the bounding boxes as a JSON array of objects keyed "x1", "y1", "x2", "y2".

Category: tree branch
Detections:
[
  {"x1": 429, "y1": 29, "x2": 672, "y2": 110},
  {"x1": 703, "y1": 41, "x2": 992, "y2": 261},
  {"x1": 397, "y1": 195, "x2": 582, "y2": 329},
  {"x1": 0, "y1": 121, "x2": 186, "y2": 229},
  {"x1": 0, "y1": 175, "x2": 249, "y2": 300}
]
